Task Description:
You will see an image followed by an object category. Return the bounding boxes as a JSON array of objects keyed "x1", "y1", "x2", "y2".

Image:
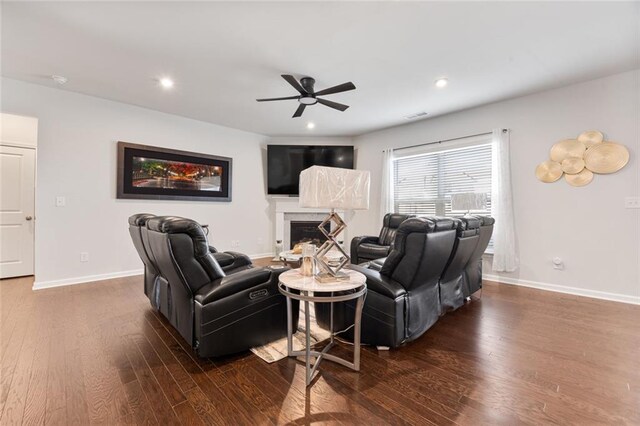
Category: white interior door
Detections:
[{"x1": 0, "y1": 145, "x2": 35, "y2": 278}]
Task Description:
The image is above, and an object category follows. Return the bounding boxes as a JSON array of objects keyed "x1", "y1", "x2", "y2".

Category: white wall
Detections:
[
  {"x1": 352, "y1": 70, "x2": 640, "y2": 303},
  {"x1": 1, "y1": 78, "x2": 274, "y2": 288}
]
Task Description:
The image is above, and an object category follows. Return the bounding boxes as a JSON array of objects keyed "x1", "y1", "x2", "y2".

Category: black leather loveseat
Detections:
[
  {"x1": 128, "y1": 215, "x2": 297, "y2": 357},
  {"x1": 323, "y1": 215, "x2": 494, "y2": 348},
  {"x1": 350, "y1": 213, "x2": 415, "y2": 264}
]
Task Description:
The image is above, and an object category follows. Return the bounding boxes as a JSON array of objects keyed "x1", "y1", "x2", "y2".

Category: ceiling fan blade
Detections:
[
  {"x1": 317, "y1": 98, "x2": 349, "y2": 112},
  {"x1": 281, "y1": 75, "x2": 307, "y2": 94},
  {"x1": 313, "y1": 82, "x2": 356, "y2": 96},
  {"x1": 292, "y1": 103, "x2": 306, "y2": 118},
  {"x1": 256, "y1": 95, "x2": 299, "y2": 102}
]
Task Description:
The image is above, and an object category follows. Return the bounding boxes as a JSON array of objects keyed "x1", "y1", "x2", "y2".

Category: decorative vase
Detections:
[{"x1": 301, "y1": 243, "x2": 316, "y2": 276}]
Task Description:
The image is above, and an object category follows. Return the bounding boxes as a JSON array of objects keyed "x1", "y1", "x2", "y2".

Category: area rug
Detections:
[{"x1": 251, "y1": 303, "x2": 331, "y2": 363}]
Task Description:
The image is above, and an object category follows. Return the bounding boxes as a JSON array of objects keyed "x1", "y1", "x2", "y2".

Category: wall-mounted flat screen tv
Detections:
[{"x1": 267, "y1": 145, "x2": 354, "y2": 195}]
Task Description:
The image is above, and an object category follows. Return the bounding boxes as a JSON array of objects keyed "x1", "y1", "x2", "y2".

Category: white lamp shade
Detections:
[
  {"x1": 451, "y1": 192, "x2": 487, "y2": 212},
  {"x1": 299, "y1": 166, "x2": 370, "y2": 210}
]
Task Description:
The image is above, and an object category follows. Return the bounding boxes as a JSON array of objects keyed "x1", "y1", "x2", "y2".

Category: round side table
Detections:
[{"x1": 278, "y1": 268, "x2": 367, "y2": 386}]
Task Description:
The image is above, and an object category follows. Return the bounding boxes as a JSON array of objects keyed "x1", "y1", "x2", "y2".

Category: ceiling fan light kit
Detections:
[
  {"x1": 535, "y1": 130, "x2": 629, "y2": 187},
  {"x1": 257, "y1": 74, "x2": 356, "y2": 118}
]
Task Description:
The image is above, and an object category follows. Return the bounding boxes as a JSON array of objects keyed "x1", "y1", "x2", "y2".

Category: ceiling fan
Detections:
[{"x1": 256, "y1": 75, "x2": 356, "y2": 118}]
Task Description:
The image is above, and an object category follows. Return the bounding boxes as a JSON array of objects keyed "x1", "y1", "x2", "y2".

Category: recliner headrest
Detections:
[
  {"x1": 147, "y1": 216, "x2": 210, "y2": 257},
  {"x1": 473, "y1": 215, "x2": 495, "y2": 226},
  {"x1": 457, "y1": 217, "x2": 481, "y2": 231},
  {"x1": 128, "y1": 213, "x2": 156, "y2": 227},
  {"x1": 385, "y1": 213, "x2": 415, "y2": 229}
]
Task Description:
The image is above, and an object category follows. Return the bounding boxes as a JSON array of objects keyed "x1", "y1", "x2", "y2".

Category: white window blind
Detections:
[{"x1": 393, "y1": 138, "x2": 493, "y2": 224}]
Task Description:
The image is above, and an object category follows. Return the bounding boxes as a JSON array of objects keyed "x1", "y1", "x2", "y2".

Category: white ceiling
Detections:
[{"x1": 2, "y1": 1, "x2": 639, "y2": 137}]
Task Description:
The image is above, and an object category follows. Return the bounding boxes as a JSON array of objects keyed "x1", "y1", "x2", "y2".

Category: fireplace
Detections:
[{"x1": 289, "y1": 221, "x2": 330, "y2": 249}]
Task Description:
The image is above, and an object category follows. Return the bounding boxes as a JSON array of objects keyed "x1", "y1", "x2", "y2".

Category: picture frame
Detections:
[{"x1": 117, "y1": 141, "x2": 232, "y2": 202}]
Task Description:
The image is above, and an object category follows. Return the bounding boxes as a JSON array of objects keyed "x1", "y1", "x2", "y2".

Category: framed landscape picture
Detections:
[{"x1": 117, "y1": 142, "x2": 232, "y2": 202}]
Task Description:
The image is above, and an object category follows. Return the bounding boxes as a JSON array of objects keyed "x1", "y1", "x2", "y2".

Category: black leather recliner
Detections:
[
  {"x1": 133, "y1": 216, "x2": 296, "y2": 358},
  {"x1": 345, "y1": 217, "x2": 457, "y2": 347},
  {"x1": 128, "y1": 214, "x2": 159, "y2": 301},
  {"x1": 463, "y1": 216, "x2": 495, "y2": 297},
  {"x1": 438, "y1": 217, "x2": 481, "y2": 312},
  {"x1": 350, "y1": 213, "x2": 415, "y2": 264},
  {"x1": 129, "y1": 213, "x2": 252, "y2": 277}
]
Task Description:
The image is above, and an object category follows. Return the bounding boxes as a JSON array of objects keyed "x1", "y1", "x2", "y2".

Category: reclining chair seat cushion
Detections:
[
  {"x1": 367, "y1": 258, "x2": 386, "y2": 272},
  {"x1": 349, "y1": 265, "x2": 406, "y2": 299},
  {"x1": 357, "y1": 243, "x2": 391, "y2": 261},
  {"x1": 195, "y1": 268, "x2": 272, "y2": 305}
]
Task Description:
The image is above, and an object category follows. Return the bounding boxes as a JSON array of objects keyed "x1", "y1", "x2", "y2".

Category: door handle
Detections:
[{"x1": 25, "y1": 216, "x2": 33, "y2": 221}]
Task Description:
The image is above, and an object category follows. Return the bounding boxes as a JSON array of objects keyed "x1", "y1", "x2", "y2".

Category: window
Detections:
[{"x1": 392, "y1": 136, "x2": 493, "y2": 248}]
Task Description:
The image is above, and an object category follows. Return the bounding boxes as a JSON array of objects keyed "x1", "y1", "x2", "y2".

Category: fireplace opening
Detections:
[{"x1": 290, "y1": 221, "x2": 330, "y2": 249}]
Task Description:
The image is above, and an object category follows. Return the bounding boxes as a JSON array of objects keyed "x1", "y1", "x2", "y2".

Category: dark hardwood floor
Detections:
[{"x1": 1, "y1": 259, "x2": 639, "y2": 425}]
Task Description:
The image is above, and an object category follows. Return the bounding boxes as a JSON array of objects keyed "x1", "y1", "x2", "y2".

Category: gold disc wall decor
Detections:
[
  {"x1": 550, "y1": 139, "x2": 586, "y2": 162},
  {"x1": 535, "y1": 160, "x2": 563, "y2": 183},
  {"x1": 537, "y1": 130, "x2": 627, "y2": 187},
  {"x1": 577, "y1": 130, "x2": 604, "y2": 147},
  {"x1": 565, "y1": 168, "x2": 594, "y2": 187},
  {"x1": 583, "y1": 142, "x2": 629, "y2": 174},
  {"x1": 561, "y1": 157, "x2": 585, "y2": 174}
]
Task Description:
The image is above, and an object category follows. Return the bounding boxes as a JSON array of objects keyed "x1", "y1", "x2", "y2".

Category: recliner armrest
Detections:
[
  {"x1": 224, "y1": 251, "x2": 252, "y2": 268},
  {"x1": 348, "y1": 265, "x2": 406, "y2": 299},
  {"x1": 195, "y1": 268, "x2": 273, "y2": 305},
  {"x1": 350, "y1": 235, "x2": 380, "y2": 263}
]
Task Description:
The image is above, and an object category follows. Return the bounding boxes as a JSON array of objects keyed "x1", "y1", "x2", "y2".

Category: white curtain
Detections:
[
  {"x1": 491, "y1": 129, "x2": 519, "y2": 272},
  {"x1": 379, "y1": 148, "x2": 395, "y2": 227}
]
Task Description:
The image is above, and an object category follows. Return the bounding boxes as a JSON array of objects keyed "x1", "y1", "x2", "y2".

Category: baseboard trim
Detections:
[
  {"x1": 484, "y1": 274, "x2": 640, "y2": 305},
  {"x1": 32, "y1": 252, "x2": 274, "y2": 290},
  {"x1": 249, "y1": 252, "x2": 275, "y2": 260},
  {"x1": 33, "y1": 269, "x2": 144, "y2": 290}
]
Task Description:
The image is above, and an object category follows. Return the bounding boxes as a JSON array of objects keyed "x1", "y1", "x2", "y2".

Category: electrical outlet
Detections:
[
  {"x1": 231, "y1": 240, "x2": 240, "y2": 248},
  {"x1": 625, "y1": 197, "x2": 640, "y2": 209},
  {"x1": 552, "y1": 257, "x2": 564, "y2": 270},
  {"x1": 80, "y1": 252, "x2": 89, "y2": 262},
  {"x1": 56, "y1": 196, "x2": 66, "y2": 207}
]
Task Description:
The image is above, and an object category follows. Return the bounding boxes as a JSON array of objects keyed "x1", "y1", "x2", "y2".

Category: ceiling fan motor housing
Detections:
[
  {"x1": 300, "y1": 77, "x2": 315, "y2": 93},
  {"x1": 299, "y1": 77, "x2": 317, "y2": 104}
]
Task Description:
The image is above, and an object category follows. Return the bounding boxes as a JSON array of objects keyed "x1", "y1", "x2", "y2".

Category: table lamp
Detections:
[
  {"x1": 299, "y1": 166, "x2": 370, "y2": 281},
  {"x1": 450, "y1": 192, "x2": 487, "y2": 216}
]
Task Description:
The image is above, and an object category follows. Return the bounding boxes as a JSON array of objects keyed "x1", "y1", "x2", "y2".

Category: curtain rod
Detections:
[{"x1": 386, "y1": 129, "x2": 507, "y2": 153}]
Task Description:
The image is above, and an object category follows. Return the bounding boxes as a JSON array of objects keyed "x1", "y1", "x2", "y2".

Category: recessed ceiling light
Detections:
[
  {"x1": 159, "y1": 77, "x2": 174, "y2": 89},
  {"x1": 435, "y1": 78, "x2": 448, "y2": 88},
  {"x1": 306, "y1": 122, "x2": 315, "y2": 129},
  {"x1": 51, "y1": 75, "x2": 68, "y2": 85}
]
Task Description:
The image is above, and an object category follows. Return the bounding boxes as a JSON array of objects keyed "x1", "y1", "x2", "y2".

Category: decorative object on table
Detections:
[
  {"x1": 450, "y1": 192, "x2": 487, "y2": 216},
  {"x1": 272, "y1": 240, "x2": 284, "y2": 261},
  {"x1": 535, "y1": 130, "x2": 629, "y2": 186},
  {"x1": 299, "y1": 165, "x2": 370, "y2": 281},
  {"x1": 117, "y1": 141, "x2": 232, "y2": 201},
  {"x1": 535, "y1": 160, "x2": 563, "y2": 183},
  {"x1": 301, "y1": 243, "x2": 316, "y2": 277}
]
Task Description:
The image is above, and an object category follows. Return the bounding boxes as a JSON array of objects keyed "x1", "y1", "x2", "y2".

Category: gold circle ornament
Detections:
[
  {"x1": 535, "y1": 160, "x2": 563, "y2": 183},
  {"x1": 561, "y1": 157, "x2": 585, "y2": 174},
  {"x1": 577, "y1": 130, "x2": 604, "y2": 147},
  {"x1": 564, "y1": 168, "x2": 594, "y2": 187},
  {"x1": 583, "y1": 142, "x2": 629, "y2": 174},
  {"x1": 550, "y1": 139, "x2": 586, "y2": 162}
]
